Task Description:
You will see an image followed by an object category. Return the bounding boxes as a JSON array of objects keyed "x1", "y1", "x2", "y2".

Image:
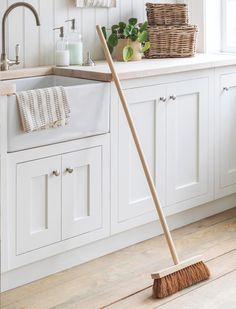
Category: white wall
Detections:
[
  {"x1": 0, "y1": 0, "x2": 176, "y2": 68},
  {"x1": 1, "y1": 0, "x2": 208, "y2": 67},
  {"x1": 177, "y1": 0, "x2": 205, "y2": 52},
  {"x1": 205, "y1": 0, "x2": 221, "y2": 53}
]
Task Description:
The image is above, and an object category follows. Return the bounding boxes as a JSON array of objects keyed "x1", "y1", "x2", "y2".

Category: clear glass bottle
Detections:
[
  {"x1": 65, "y1": 19, "x2": 83, "y2": 65},
  {"x1": 53, "y1": 26, "x2": 70, "y2": 67}
]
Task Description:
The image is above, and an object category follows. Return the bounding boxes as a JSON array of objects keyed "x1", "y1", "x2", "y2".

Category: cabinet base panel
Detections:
[{"x1": 2, "y1": 194, "x2": 236, "y2": 292}]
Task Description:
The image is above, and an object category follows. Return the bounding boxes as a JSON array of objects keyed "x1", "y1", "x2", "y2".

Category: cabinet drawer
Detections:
[{"x1": 16, "y1": 156, "x2": 61, "y2": 254}]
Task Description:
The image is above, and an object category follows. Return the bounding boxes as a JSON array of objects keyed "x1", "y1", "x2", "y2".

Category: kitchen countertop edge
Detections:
[{"x1": 1, "y1": 54, "x2": 236, "y2": 82}]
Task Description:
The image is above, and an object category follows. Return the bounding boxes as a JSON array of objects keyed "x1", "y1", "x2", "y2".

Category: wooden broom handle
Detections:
[{"x1": 96, "y1": 25, "x2": 180, "y2": 265}]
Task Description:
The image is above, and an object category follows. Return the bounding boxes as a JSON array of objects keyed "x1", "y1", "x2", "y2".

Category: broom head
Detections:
[{"x1": 152, "y1": 256, "x2": 210, "y2": 299}]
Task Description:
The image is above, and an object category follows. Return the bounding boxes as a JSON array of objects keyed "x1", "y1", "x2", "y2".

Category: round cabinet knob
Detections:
[
  {"x1": 223, "y1": 87, "x2": 229, "y2": 92},
  {"x1": 170, "y1": 95, "x2": 177, "y2": 101},
  {"x1": 159, "y1": 97, "x2": 167, "y2": 102},
  {"x1": 53, "y1": 170, "x2": 60, "y2": 177},
  {"x1": 66, "y1": 167, "x2": 74, "y2": 174}
]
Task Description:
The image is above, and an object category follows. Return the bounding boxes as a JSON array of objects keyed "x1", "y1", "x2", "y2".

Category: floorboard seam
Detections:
[
  {"x1": 101, "y1": 250, "x2": 236, "y2": 309},
  {"x1": 100, "y1": 285, "x2": 153, "y2": 309},
  {"x1": 154, "y1": 269, "x2": 236, "y2": 309}
]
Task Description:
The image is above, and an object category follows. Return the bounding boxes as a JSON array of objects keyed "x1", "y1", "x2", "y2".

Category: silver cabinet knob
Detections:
[
  {"x1": 53, "y1": 170, "x2": 60, "y2": 177},
  {"x1": 159, "y1": 97, "x2": 167, "y2": 102},
  {"x1": 223, "y1": 87, "x2": 229, "y2": 92},
  {"x1": 66, "y1": 167, "x2": 74, "y2": 174},
  {"x1": 169, "y1": 95, "x2": 177, "y2": 101}
]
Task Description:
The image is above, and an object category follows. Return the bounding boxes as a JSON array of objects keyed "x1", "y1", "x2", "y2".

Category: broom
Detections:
[{"x1": 96, "y1": 25, "x2": 210, "y2": 299}]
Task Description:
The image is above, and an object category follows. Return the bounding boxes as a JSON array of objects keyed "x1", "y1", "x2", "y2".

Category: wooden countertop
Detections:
[
  {"x1": 0, "y1": 66, "x2": 53, "y2": 81},
  {"x1": 1, "y1": 54, "x2": 236, "y2": 82}
]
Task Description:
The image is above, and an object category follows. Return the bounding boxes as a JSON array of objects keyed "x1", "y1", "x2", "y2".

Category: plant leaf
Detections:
[
  {"x1": 130, "y1": 34, "x2": 138, "y2": 41},
  {"x1": 139, "y1": 21, "x2": 148, "y2": 32},
  {"x1": 108, "y1": 33, "x2": 118, "y2": 47},
  {"x1": 138, "y1": 31, "x2": 148, "y2": 43},
  {"x1": 118, "y1": 29, "x2": 125, "y2": 37},
  {"x1": 141, "y1": 41, "x2": 150, "y2": 53},
  {"x1": 123, "y1": 45, "x2": 133, "y2": 62},
  {"x1": 123, "y1": 27, "x2": 130, "y2": 37},
  {"x1": 111, "y1": 24, "x2": 119, "y2": 33},
  {"x1": 124, "y1": 24, "x2": 134, "y2": 37},
  {"x1": 119, "y1": 22, "x2": 126, "y2": 29},
  {"x1": 101, "y1": 26, "x2": 107, "y2": 40},
  {"x1": 129, "y1": 18, "x2": 138, "y2": 26},
  {"x1": 131, "y1": 27, "x2": 138, "y2": 36},
  {"x1": 108, "y1": 45, "x2": 114, "y2": 54}
]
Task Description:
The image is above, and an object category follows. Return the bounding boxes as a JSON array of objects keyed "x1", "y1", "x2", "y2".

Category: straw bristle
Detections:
[{"x1": 153, "y1": 261, "x2": 210, "y2": 299}]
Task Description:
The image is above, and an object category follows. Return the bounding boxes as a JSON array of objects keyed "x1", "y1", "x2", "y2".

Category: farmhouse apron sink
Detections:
[{"x1": 5, "y1": 75, "x2": 110, "y2": 152}]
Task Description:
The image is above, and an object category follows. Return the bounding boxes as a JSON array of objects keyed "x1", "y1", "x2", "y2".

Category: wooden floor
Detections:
[{"x1": 1, "y1": 208, "x2": 236, "y2": 309}]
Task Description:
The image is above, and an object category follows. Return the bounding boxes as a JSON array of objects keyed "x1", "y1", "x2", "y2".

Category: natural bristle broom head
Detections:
[{"x1": 153, "y1": 261, "x2": 210, "y2": 299}]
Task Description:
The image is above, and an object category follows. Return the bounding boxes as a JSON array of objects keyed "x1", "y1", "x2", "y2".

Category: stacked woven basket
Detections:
[{"x1": 145, "y1": 3, "x2": 198, "y2": 58}]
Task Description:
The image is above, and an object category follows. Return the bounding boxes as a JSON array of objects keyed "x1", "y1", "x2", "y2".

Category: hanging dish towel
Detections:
[{"x1": 16, "y1": 86, "x2": 70, "y2": 133}]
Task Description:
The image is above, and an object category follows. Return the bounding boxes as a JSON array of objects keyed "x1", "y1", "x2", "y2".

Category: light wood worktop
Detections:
[
  {"x1": 0, "y1": 66, "x2": 53, "y2": 81},
  {"x1": 55, "y1": 53, "x2": 236, "y2": 81},
  {"x1": 1, "y1": 54, "x2": 236, "y2": 82}
]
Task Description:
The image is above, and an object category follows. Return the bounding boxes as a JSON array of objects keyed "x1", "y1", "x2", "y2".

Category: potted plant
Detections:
[{"x1": 102, "y1": 18, "x2": 150, "y2": 62}]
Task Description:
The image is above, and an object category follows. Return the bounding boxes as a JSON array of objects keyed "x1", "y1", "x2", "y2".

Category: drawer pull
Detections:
[
  {"x1": 159, "y1": 97, "x2": 167, "y2": 102},
  {"x1": 223, "y1": 87, "x2": 229, "y2": 92},
  {"x1": 169, "y1": 95, "x2": 177, "y2": 101},
  {"x1": 66, "y1": 167, "x2": 74, "y2": 174},
  {"x1": 53, "y1": 170, "x2": 60, "y2": 177}
]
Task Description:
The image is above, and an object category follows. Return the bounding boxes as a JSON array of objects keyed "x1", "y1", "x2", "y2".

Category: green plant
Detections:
[{"x1": 102, "y1": 18, "x2": 150, "y2": 62}]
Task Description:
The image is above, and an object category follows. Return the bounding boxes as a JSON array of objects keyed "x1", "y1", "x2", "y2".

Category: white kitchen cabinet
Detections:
[
  {"x1": 166, "y1": 78, "x2": 211, "y2": 209},
  {"x1": 3, "y1": 58, "x2": 236, "y2": 291},
  {"x1": 16, "y1": 156, "x2": 62, "y2": 254},
  {"x1": 6, "y1": 136, "x2": 109, "y2": 269},
  {"x1": 215, "y1": 70, "x2": 236, "y2": 198},
  {"x1": 62, "y1": 147, "x2": 102, "y2": 239},
  {"x1": 112, "y1": 75, "x2": 213, "y2": 234}
]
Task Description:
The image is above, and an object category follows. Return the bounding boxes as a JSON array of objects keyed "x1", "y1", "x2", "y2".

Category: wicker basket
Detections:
[
  {"x1": 146, "y1": 3, "x2": 189, "y2": 26},
  {"x1": 145, "y1": 25, "x2": 198, "y2": 58}
]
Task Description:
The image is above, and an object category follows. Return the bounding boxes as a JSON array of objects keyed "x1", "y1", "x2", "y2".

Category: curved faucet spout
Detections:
[{"x1": 1, "y1": 2, "x2": 41, "y2": 70}]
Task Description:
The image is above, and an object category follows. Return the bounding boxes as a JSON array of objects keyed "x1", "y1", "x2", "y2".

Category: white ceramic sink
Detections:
[{"x1": 5, "y1": 75, "x2": 110, "y2": 152}]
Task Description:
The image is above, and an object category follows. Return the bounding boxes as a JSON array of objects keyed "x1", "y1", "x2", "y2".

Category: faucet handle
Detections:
[
  {"x1": 9, "y1": 44, "x2": 20, "y2": 66},
  {"x1": 15, "y1": 44, "x2": 20, "y2": 64}
]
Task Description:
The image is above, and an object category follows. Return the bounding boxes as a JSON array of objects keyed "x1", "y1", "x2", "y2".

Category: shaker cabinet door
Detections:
[
  {"x1": 166, "y1": 78, "x2": 212, "y2": 209},
  {"x1": 62, "y1": 147, "x2": 102, "y2": 239},
  {"x1": 16, "y1": 156, "x2": 62, "y2": 255},
  {"x1": 112, "y1": 85, "x2": 166, "y2": 233},
  {"x1": 215, "y1": 72, "x2": 236, "y2": 198}
]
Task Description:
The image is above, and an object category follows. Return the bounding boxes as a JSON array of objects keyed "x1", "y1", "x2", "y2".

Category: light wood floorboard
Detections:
[
  {"x1": 104, "y1": 250, "x2": 236, "y2": 309},
  {"x1": 1, "y1": 208, "x2": 236, "y2": 309},
  {"x1": 157, "y1": 271, "x2": 236, "y2": 309}
]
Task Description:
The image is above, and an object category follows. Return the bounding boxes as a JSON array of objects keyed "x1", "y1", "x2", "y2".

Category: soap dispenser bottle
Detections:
[
  {"x1": 53, "y1": 26, "x2": 70, "y2": 67},
  {"x1": 65, "y1": 19, "x2": 83, "y2": 65}
]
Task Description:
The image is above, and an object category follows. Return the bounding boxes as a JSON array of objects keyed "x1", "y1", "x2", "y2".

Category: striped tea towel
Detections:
[
  {"x1": 77, "y1": 0, "x2": 116, "y2": 7},
  {"x1": 16, "y1": 86, "x2": 70, "y2": 133}
]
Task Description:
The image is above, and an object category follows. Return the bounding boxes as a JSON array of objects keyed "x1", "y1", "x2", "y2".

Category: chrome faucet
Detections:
[{"x1": 1, "y1": 2, "x2": 41, "y2": 71}]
